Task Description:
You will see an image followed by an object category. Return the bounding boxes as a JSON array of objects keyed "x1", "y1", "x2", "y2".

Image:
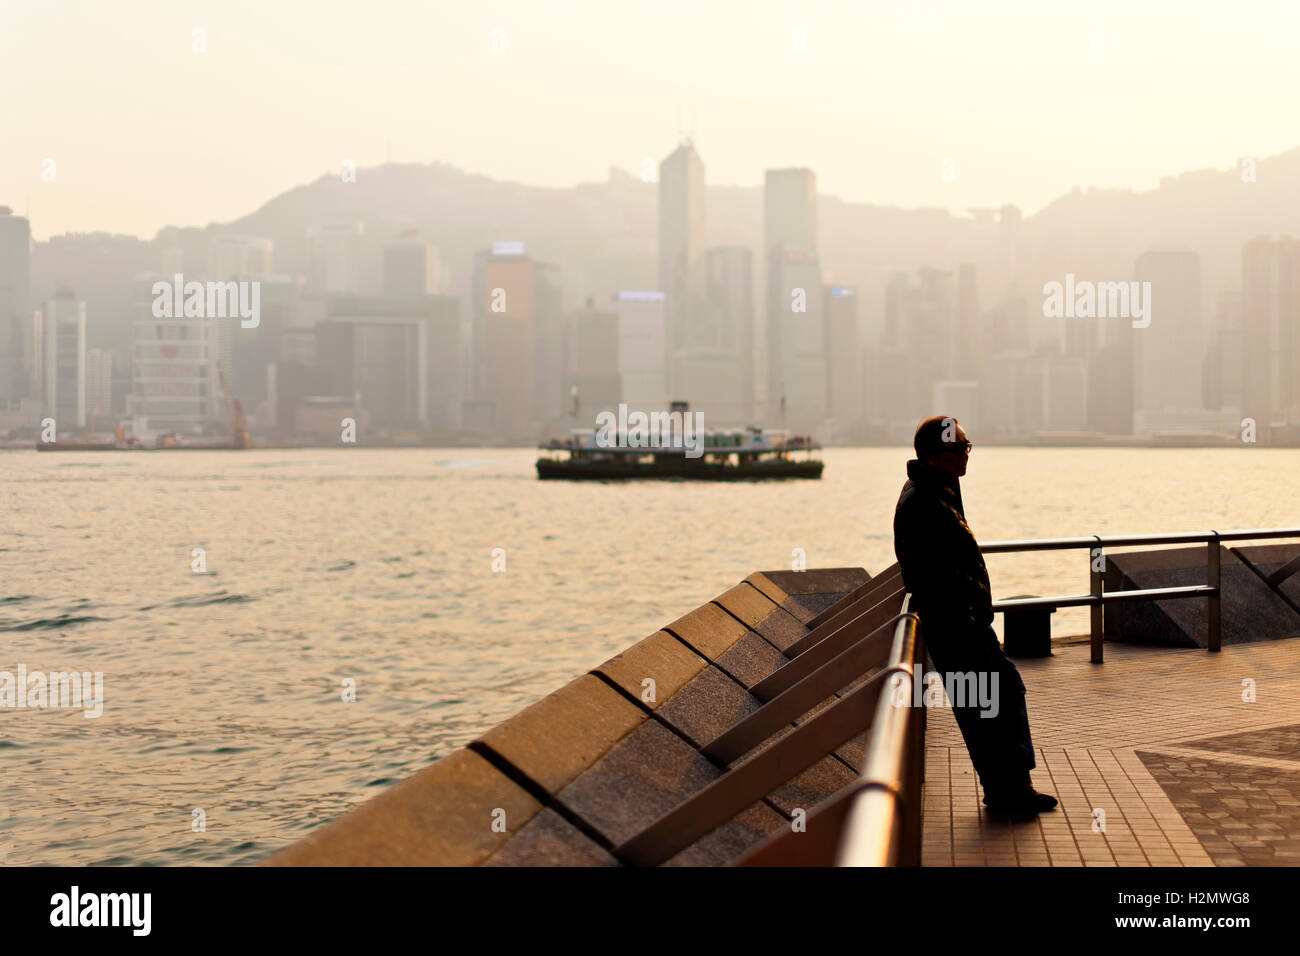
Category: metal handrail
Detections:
[
  {"x1": 981, "y1": 527, "x2": 1300, "y2": 552},
  {"x1": 979, "y1": 526, "x2": 1300, "y2": 662},
  {"x1": 835, "y1": 595, "x2": 925, "y2": 867},
  {"x1": 833, "y1": 527, "x2": 1300, "y2": 864}
]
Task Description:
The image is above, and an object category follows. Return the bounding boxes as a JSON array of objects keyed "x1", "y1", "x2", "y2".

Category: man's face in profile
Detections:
[{"x1": 929, "y1": 423, "x2": 970, "y2": 478}]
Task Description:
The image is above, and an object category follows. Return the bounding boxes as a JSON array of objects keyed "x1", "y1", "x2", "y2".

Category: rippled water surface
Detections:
[{"x1": 2, "y1": 446, "x2": 1297, "y2": 864}]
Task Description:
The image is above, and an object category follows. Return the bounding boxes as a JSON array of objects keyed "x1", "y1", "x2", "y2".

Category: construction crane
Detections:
[
  {"x1": 82, "y1": 402, "x2": 99, "y2": 442},
  {"x1": 217, "y1": 363, "x2": 249, "y2": 449}
]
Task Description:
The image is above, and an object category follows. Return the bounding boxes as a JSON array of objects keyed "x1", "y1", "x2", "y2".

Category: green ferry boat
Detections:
[{"x1": 536, "y1": 425, "x2": 823, "y2": 480}]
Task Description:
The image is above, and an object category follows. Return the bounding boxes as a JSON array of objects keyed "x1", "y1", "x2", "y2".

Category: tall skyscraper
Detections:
[
  {"x1": 764, "y1": 168, "x2": 822, "y2": 430},
  {"x1": 862, "y1": 342, "x2": 912, "y2": 442},
  {"x1": 531, "y1": 261, "x2": 566, "y2": 429},
  {"x1": 316, "y1": 306, "x2": 428, "y2": 432},
  {"x1": 0, "y1": 206, "x2": 31, "y2": 403},
  {"x1": 472, "y1": 247, "x2": 530, "y2": 431},
  {"x1": 567, "y1": 303, "x2": 621, "y2": 423},
  {"x1": 677, "y1": 245, "x2": 755, "y2": 425},
  {"x1": 825, "y1": 285, "x2": 861, "y2": 440},
  {"x1": 305, "y1": 292, "x2": 461, "y2": 434},
  {"x1": 979, "y1": 349, "x2": 1032, "y2": 438},
  {"x1": 899, "y1": 267, "x2": 955, "y2": 425},
  {"x1": 766, "y1": 249, "x2": 826, "y2": 432},
  {"x1": 423, "y1": 295, "x2": 463, "y2": 432},
  {"x1": 1133, "y1": 250, "x2": 1207, "y2": 434},
  {"x1": 988, "y1": 287, "x2": 1030, "y2": 354},
  {"x1": 128, "y1": 315, "x2": 224, "y2": 435},
  {"x1": 27, "y1": 307, "x2": 43, "y2": 403},
  {"x1": 1087, "y1": 339, "x2": 1133, "y2": 436},
  {"x1": 383, "y1": 234, "x2": 438, "y2": 299},
  {"x1": 1205, "y1": 290, "x2": 1245, "y2": 415},
  {"x1": 308, "y1": 223, "x2": 366, "y2": 294},
  {"x1": 42, "y1": 289, "x2": 87, "y2": 429},
  {"x1": 1242, "y1": 237, "x2": 1300, "y2": 433},
  {"x1": 954, "y1": 264, "x2": 982, "y2": 379},
  {"x1": 764, "y1": 169, "x2": 817, "y2": 256},
  {"x1": 228, "y1": 275, "x2": 298, "y2": 414},
  {"x1": 882, "y1": 272, "x2": 908, "y2": 349},
  {"x1": 209, "y1": 235, "x2": 273, "y2": 279},
  {"x1": 85, "y1": 348, "x2": 114, "y2": 422},
  {"x1": 470, "y1": 244, "x2": 562, "y2": 440},
  {"x1": 615, "y1": 291, "x2": 668, "y2": 412},
  {"x1": 998, "y1": 204, "x2": 1022, "y2": 285},
  {"x1": 658, "y1": 141, "x2": 706, "y2": 385},
  {"x1": 1021, "y1": 354, "x2": 1087, "y2": 432}
]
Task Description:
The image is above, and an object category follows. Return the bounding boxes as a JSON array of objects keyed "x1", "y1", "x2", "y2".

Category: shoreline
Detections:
[{"x1": 5, "y1": 439, "x2": 1299, "y2": 452}]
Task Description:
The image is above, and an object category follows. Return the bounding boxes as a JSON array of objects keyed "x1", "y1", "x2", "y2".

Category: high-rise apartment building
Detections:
[
  {"x1": 615, "y1": 291, "x2": 668, "y2": 412},
  {"x1": 1204, "y1": 290, "x2": 1245, "y2": 415},
  {"x1": 312, "y1": 293, "x2": 461, "y2": 434},
  {"x1": 680, "y1": 245, "x2": 755, "y2": 425},
  {"x1": 766, "y1": 249, "x2": 826, "y2": 433},
  {"x1": 383, "y1": 235, "x2": 438, "y2": 300},
  {"x1": 764, "y1": 168, "x2": 817, "y2": 257},
  {"x1": 658, "y1": 141, "x2": 706, "y2": 388},
  {"x1": 470, "y1": 244, "x2": 563, "y2": 440},
  {"x1": 308, "y1": 223, "x2": 366, "y2": 294},
  {"x1": 42, "y1": 289, "x2": 86, "y2": 429},
  {"x1": 567, "y1": 303, "x2": 621, "y2": 423},
  {"x1": 209, "y1": 235, "x2": 273, "y2": 279},
  {"x1": 825, "y1": 285, "x2": 862, "y2": 440},
  {"x1": 1133, "y1": 250, "x2": 1207, "y2": 435},
  {"x1": 954, "y1": 264, "x2": 982, "y2": 379},
  {"x1": 0, "y1": 206, "x2": 31, "y2": 403},
  {"x1": 85, "y1": 347, "x2": 114, "y2": 422},
  {"x1": 899, "y1": 267, "x2": 955, "y2": 425},
  {"x1": 764, "y1": 168, "x2": 822, "y2": 431},
  {"x1": 128, "y1": 316, "x2": 224, "y2": 435},
  {"x1": 315, "y1": 313, "x2": 426, "y2": 432},
  {"x1": 1242, "y1": 237, "x2": 1300, "y2": 432}
]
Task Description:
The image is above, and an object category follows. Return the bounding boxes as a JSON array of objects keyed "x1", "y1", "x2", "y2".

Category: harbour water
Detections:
[{"x1": 2, "y1": 446, "x2": 1296, "y2": 864}]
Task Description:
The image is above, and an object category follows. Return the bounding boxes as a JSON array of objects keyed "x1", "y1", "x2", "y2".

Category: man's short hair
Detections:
[{"x1": 914, "y1": 415, "x2": 959, "y2": 462}]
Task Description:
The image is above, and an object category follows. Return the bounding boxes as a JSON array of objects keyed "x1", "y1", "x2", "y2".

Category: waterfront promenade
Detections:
[
  {"x1": 924, "y1": 635, "x2": 1300, "y2": 866},
  {"x1": 267, "y1": 561, "x2": 1300, "y2": 867}
]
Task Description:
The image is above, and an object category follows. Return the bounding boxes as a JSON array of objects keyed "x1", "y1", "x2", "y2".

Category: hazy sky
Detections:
[{"x1": 4, "y1": 0, "x2": 1296, "y2": 240}]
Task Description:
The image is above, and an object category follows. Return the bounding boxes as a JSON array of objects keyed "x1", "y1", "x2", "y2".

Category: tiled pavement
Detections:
[{"x1": 922, "y1": 635, "x2": 1300, "y2": 866}]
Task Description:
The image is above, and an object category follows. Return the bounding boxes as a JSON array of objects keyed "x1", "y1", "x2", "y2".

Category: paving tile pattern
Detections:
[
  {"x1": 1136, "y1": 751, "x2": 1300, "y2": 866},
  {"x1": 1180, "y1": 722, "x2": 1300, "y2": 762},
  {"x1": 922, "y1": 637, "x2": 1300, "y2": 867}
]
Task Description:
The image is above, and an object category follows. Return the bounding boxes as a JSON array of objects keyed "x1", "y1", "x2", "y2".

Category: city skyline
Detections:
[
  {"x1": 6, "y1": 167, "x2": 1298, "y2": 447},
  {"x1": 5, "y1": 0, "x2": 1299, "y2": 240},
  {"x1": 6, "y1": 0, "x2": 1300, "y2": 448},
  {"x1": 6, "y1": 2, "x2": 1300, "y2": 892}
]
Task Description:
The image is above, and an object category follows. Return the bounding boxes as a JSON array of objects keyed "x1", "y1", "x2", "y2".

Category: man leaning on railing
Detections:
[{"x1": 892, "y1": 415, "x2": 1058, "y2": 821}]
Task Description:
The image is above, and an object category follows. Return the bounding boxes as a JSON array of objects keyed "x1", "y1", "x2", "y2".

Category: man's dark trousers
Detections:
[{"x1": 921, "y1": 614, "x2": 1036, "y2": 792}]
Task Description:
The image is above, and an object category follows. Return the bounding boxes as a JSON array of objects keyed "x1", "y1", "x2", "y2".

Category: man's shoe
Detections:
[
  {"x1": 982, "y1": 794, "x2": 1039, "y2": 821},
  {"x1": 984, "y1": 804, "x2": 1038, "y2": 822},
  {"x1": 982, "y1": 785, "x2": 1058, "y2": 819},
  {"x1": 1027, "y1": 788, "x2": 1058, "y2": 812}
]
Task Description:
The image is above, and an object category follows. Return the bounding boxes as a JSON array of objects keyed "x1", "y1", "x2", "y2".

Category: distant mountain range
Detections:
[{"x1": 31, "y1": 148, "x2": 1300, "y2": 350}]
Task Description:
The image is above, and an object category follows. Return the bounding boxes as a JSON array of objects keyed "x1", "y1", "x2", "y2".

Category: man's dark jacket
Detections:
[{"x1": 892, "y1": 458, "x2": 994, "y2": 634}]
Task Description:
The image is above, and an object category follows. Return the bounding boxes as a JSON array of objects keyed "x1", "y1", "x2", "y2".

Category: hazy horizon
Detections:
[{"x1": 6, "y1": 0, "x2": 1299, "y2": 240}]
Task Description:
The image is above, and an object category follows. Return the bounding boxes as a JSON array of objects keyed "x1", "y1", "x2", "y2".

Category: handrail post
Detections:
[
  {"x1": 1090, "y1": 535, "x2": 1104, "y2": 664},
  {"x1": 835, "y1": 599, "x2": 920, "y2": 867},
  {"x1": 902, "y1": 623, "x2": 926, "y2": 865},
  {"x1": 1208, "y1": 531, "x2": 1221, "y2": 652}
]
